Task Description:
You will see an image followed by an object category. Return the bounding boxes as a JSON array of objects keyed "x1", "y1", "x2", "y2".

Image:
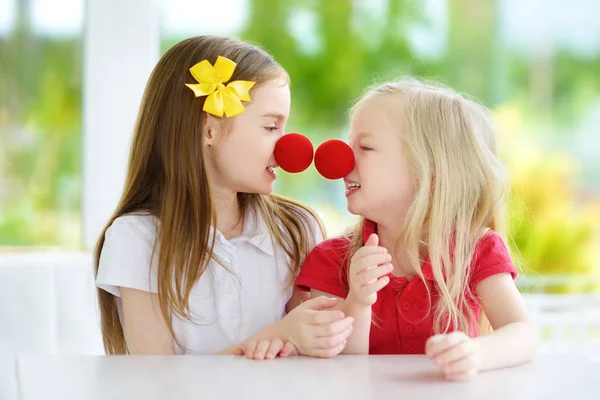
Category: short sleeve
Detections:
[
  {"x1": 469, "y1": 231, "x2": 518, "y2": 291},
  {"x1": 295, "y1": 238, "x2": 349, "y2": 299},
  {"x1": 96, "y1": 215, "x2": 159, "y2": 296}
]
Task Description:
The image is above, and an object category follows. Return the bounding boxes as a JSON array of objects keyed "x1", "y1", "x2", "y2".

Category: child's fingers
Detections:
[
  {"x1": 361, "y1": 275, "x2": 390, "y2": 296},
  {"x1": 310, "y1": 310, "x2": 346, "y2": 324},
  {"x1": 265, "y1": 339, "x2": 284, "y2": 360},
  {"x1": 359, "y1": 263, "x2": 393, "y2": 285},
  {"x1": 251, "y1": 339, "x2": 271, "y2": 360},
  {"x1": 440, "y1": 354, "x2": 477, "y2": 376},
  {"x1": 311, "y1": 340, "x2": 347, "y2": 358},
  {"x1": 234, "y1": 347, "x2": 244, "y2": 356},
  {"x1": 354, "y1": 245, "x2": 388, "y2": 261},
  {"x1": 426, "y1": 332, "x2": 467, "y2": 358},
  {"x1": 425, "y1": 334, "x2": 446, "y2": 356},
  {"x1": 313, "y1": 316, "x2": 354, "y2": 337},
  {"x1": 365, "y1": 233, "x2": 379, "y2": 247},
  {"x1": 443, "y1": 359, "x2": 478, "y2": 381},
  {"x1": 243, "y1": 340, "x2": 258, "y2": 359},
  {"x1": 355, "y1": 253, "x2": 392, "y2": 274},
  {"x1": 314, "y1": 325, "x2": 353, "y2": 350},
  {"x1": 425, "y1": 335, "x2": 451, "y2": 358},
  {"x1": 434, "y1": 341, "x2": 475, "y2": 367}
]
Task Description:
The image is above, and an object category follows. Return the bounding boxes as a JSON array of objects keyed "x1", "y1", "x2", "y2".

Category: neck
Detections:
[{"x1": 212, "y1": 185, "x2": 243, "y2": 239}]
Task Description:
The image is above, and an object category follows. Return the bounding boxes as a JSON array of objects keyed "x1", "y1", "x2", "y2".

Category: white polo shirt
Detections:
[{"x1": 96, "y1": 209, "x2": 322, "y2": 354}]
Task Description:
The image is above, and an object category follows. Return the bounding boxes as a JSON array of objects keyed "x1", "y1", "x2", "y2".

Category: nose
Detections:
[
  {"x1": 274, "y1": 133, "x2": 314, "y2": 173},
  {"x1": 314, "y1": 140, "x2": 355, "y2": 180}
]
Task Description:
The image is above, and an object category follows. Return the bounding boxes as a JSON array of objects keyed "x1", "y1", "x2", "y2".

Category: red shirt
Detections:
[{"x1": 295, "y1": 219, "x2": 518, "y2": 355}]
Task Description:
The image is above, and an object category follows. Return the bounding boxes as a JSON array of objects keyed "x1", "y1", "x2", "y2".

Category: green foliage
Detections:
[{"x1": 1, "y1": 0, "x2": 599, "y2": 293}]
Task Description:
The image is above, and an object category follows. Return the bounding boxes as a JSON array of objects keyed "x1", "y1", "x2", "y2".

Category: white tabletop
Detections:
[{"x1": 6, "y1": 354, "x2": 600, "y2": 400}]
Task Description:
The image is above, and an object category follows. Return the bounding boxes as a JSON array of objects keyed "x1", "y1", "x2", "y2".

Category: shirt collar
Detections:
[{"x1": 213, "y1": 209, "x2": 274, "y2": 256}]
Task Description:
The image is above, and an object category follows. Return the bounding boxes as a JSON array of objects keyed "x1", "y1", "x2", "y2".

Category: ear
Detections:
[{"x1": 202, "y1": 113, "x2": 223, "y2": 147}]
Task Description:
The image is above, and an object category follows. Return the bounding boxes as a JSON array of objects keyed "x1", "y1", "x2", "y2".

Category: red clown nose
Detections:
[
  {"x1": 314, "y1": 139, "x2": 355, "y2": 180},
  {"x1": 274, "y1": 133, "x2": 314, "y2": 173}
]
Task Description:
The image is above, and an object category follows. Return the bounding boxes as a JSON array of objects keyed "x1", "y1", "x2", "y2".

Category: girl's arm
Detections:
[
  {"x1": 121, "y1": 288, "x2": 269, "y2": 356},
  {"x1": 309, "y1": 289, "x2": 371, "y2": 355},
  {"x1": 286, "y1": 287, "x2": 311, "y2": 313},
  {"x1": 426, "y1": 273, "x2": 538, "y2": 380},
  {"x1": 472, "y1": 273, "x2": 538, "y2": 370},
  {"x1": 236, "y1": 296, "x2": 353, "y2": 359},
  {"x1": 120, "y1": 287, "x2": 176, "y2": 354},
  {"x1": 226, "y1": 287, "x2": 307, "y2": 358},
  {"x1": 121, "y1": 287, "x2": 351, "y2": 357}
]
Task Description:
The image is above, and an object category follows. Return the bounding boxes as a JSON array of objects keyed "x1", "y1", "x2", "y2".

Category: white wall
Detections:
[{"x1": 83, "y1": 0, "x2": 160, "y2": 250}]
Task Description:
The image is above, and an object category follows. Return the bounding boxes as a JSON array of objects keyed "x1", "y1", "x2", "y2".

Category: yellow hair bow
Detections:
[{"x1": 185, "y1": 56, "x2": 256, "y2": 118}]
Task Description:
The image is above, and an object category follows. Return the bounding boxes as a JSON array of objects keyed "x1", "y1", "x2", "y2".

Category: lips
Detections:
[
  {"x1": 344, "y1": 179, "x2": 361, "y2": 196},
  {"x1": 266, "y1": 165, "x2": 278, "y2": 179}
]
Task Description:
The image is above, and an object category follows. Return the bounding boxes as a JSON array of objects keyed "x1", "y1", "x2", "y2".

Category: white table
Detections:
[{"x1": 5, "y1": 354, "x2": 600, "y2": 400}]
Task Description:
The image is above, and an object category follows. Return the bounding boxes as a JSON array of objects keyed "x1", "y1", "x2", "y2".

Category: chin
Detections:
[
  {"x1": 245, "y1": 183, "x2": 274, "y2": 196},
  {"x1": 236, "y1": 176, "x2": 274, "y2": 195},
  {"x1": 346, "y1": 199, "x2": 362, "y2": 216},
  {"x1": 257, "y1": 186, "x2": 273, "y2": 195},
  {"x1": 347, "y1": 199, "x2": 377, "y2": 221}
]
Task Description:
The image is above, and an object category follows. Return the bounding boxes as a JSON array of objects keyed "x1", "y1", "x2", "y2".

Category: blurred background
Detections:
[{"x1": 0, "y1": 0, "x2": 599, "y2": 361}]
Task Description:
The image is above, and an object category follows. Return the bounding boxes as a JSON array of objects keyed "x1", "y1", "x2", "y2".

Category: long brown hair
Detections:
[{"x1": 94, "y1": 36, "x2": 325, "y2": 355}]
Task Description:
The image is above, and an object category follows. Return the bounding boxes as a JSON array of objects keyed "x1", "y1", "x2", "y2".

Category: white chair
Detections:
[{"x1": 0, "y1": 252, "x2": 104, "y2": 356}]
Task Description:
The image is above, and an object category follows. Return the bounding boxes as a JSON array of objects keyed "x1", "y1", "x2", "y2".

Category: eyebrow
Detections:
[
  {"x1": 262, "y1": 112, "x2": 287, "y2": 120},
  {"x1": 350, "y1": 132, "x2": 374, "y2": 142}
]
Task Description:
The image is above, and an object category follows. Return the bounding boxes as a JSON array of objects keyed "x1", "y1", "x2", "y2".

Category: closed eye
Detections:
[
  {"x1": 264, "y1": 126, "x2": 279, "y2": 132},
  {"x1": 360, "y1": 146, "x2": 373, "y2": 151}
]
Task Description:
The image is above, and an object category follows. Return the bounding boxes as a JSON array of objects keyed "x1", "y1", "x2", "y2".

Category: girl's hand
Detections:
[
  {"x1": 426, "y1": 332, "x2": 481, "y2": 381},
  {"x1": 276, "y1": 296, "x2": 354, "y2": 358},
  {"x1": 347, "y1": 234, "x2": 393, "y2": 307},
  {"x1": 235, "y1": 338, "x2": 298, "y2": 360}
]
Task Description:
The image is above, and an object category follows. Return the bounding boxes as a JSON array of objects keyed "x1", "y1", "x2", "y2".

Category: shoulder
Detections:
[
  {"x1": 473, "y1": 230, "x2": 513, "y2": 266},
  {"x1": 296, "y1": 235, "x2": 352, "y2": 297},
  {"x1": 470, "y1": 230, "x2": 518, "y2": 288},
  {"x1": 306, "y1": 235, "x2": 353, "y2": 266},
  {"x1": 103, "y1": 213, "x2": 160, "y2": 250},
  {"x1": 97, "y1": 213, "x2": 161, "y2": 295}
]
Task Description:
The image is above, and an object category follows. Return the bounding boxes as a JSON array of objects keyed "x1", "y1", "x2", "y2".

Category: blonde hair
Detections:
[
  {"x1": 347, "y1": 77, "x2": 508, "y2": 336},
  {"x1": 94, "y1": 36, "x2": 325, "y2": 354}
]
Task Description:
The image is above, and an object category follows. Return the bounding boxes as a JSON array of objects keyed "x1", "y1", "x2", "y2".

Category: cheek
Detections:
[
  {"x1": 240, "y1": 130, "x2": 275, "y2": 154},
  {"x1": 392, "y1": 171, "x2": 416, "y2": 201},
  {"x1": 221, "y1": 140, "x2": 243, "y2": 160},
  {"x1": 358, "y1": 157, "x2": 389, "y2": 184},
  {"x1": 214, "y1": 141, "x2": 247, "y2": 175},
  {"x1": 367, "y1": 160, "x2": 414, "y2": 199},
  {"x1": 225, "y1": 134, "x2": 259, "y2": 160},
  {"x1": 223, "y1": 135, "x2": 273, "y2": 173}
]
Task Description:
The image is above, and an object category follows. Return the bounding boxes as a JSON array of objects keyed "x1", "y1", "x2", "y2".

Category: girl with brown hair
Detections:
[{"x1": 95, "y1": 36, "x2": 354, "y2": 358}]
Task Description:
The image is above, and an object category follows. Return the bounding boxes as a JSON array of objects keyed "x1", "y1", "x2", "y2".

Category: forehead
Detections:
[
  {"x1": 349, "y1": 99, "x2": 398, "y2": 141},
  {"x1": 247, "y1": 78, "x2": 291, "y2": 117}
]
